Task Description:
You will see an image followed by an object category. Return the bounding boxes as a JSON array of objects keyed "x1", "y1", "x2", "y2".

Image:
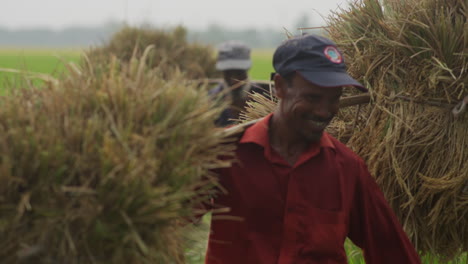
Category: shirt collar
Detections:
[{"x1": 240, "y1": 112, "x2": 335, "y2": 161}]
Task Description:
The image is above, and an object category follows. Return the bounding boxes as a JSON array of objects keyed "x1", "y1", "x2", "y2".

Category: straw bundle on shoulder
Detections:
[
  {"x1": 326, "y1": 0, "x2": 468, "y2": 258},
  {"x1": 0, "y1": 47, "x2": 235, "y2": 263},
  {"x1": 86, "y1": 26, "x2": 218, "y2": 80}
]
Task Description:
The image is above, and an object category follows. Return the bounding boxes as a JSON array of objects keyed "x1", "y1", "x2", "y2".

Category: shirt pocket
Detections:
[
  {"x1": 310, "y1": 206, "x2": 344, "y2": 225},
  {"x1": 292, "y1": 203, "x2": 345, "y2": 224},
  {"x1": 295, "y1": 206, "x2": 347, "y2": 260}
]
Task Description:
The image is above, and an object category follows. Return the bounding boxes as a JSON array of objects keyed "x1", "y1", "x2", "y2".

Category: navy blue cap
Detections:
[{"x1": 273, "y1": 34, "x2": 367, "y2": 92}]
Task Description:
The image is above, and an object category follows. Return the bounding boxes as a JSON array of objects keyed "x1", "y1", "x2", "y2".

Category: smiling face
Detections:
[{"x1": 274, "y1": 72, "x2": 342, "y2": 142}]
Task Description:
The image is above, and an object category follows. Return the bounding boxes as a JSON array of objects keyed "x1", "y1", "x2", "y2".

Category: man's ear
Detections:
[{"x1": 273, "y1": 73, "x2": 287, "y2": 99}]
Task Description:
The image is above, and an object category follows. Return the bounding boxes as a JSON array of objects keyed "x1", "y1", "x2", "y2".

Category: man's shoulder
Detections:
[
  {"x1": 208, "y1": 82, "x2": 225, "y2": 96},
  {"x1": 326, "y1": 133, "x2": 366, "y2": 165},
  {"x1": 325, "y1": 134, "x2": 372, "y2": 185},
  {"x1": 225, "y1": 119, "x2": 259, "y2": 143},
  {"x1": 249, "y1": 81, "x2": 271, "y2": 95}
]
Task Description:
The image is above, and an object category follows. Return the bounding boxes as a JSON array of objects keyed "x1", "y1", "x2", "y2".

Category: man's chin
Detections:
[{"x1": 305, "y1": 131, "x2": 323, "y2": 142}]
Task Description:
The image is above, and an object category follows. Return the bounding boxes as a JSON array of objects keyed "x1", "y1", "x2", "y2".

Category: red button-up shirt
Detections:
[{"x1": 205, "y1": 114, "x2": 421, "y2": 264}]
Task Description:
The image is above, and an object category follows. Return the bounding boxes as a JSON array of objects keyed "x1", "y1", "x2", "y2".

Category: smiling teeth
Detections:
[{"x1": 310, "y1": 120, "x2": 328, "y2": 127}]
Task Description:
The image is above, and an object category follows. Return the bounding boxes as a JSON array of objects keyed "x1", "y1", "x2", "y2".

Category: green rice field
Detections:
[
  {"x1": 0, "y1": 48, "x2": 82, "y2": 91},
  {"x1": 0, "y1": 48, "x2": 274, "y2": 92},
  {"x1": 0, "y1": 48, "x2": 466, "y2": 264}
]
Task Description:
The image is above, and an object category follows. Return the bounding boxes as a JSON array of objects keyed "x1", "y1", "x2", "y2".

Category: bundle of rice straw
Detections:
[
  {"x1": 0, "y1": 46, "x2": 236, "y2": 264},
  {"x1": 326, "y1": 0, "x2": 467, "y2": 259},
  {"x1": 85, "y1": 26, "x2": 218, "y2": 80}
]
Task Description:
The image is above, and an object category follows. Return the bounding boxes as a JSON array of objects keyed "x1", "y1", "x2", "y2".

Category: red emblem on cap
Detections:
[{"x1": 324, "y1": 46, "x2": 343, "y2": 64}]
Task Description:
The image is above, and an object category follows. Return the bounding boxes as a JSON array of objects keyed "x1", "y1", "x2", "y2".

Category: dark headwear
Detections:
[
  {"x1": 273, "y1": 34, "x2": 366, "y2": 92},
  {"x1": 216, "y1": 40, "x2": 252, "y2": 71}
]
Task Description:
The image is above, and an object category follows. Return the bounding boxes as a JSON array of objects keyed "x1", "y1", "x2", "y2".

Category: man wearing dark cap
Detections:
[
  {"x1": 210, "y1": 40, "x2": 269, "y2": 126},
  {"x1": 205, "y1": 34, "x2": 421, "y2": 263}
]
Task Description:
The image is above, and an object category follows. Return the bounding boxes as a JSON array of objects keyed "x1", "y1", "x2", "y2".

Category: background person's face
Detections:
[
  {"x1": 278, "y1": 73, "x2": 342, "y2": 142},
  {"x1": 222, "y1": 69, "x2": 248, "y2": 89}
]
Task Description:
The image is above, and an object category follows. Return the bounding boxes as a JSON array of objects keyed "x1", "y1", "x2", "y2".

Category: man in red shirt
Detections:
[{"x1": 205, "y1": 34, "x2": 421, "y2": 264}]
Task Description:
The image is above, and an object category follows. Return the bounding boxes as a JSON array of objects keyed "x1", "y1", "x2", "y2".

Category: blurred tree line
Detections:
[{"x1": 0, "y1": 14, "x2": 323, "y2": 49}]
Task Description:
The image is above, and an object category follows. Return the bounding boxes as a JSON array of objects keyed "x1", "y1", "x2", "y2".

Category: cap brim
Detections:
[
  {"x1": 216, "y1": 60, "x2": 251, "y2": 71},
  {"x1": 297, "y1": 70, "x2": 367, "y2": 92}
]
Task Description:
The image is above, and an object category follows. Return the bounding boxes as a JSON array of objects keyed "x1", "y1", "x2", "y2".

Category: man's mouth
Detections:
[
  {"x1": 305, "y1": 118, "x2": 330, "y2": 130},
  {"x1": 311, "y1": 120, "x2": 328, "y2": 127}
]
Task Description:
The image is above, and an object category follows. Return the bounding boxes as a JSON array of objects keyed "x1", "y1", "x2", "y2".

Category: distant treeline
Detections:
[
  {"x1": 0, "y1": 21, "x2": 324, "y2": 49},
  {"x1": 189, "y1": 24, "x2": 293, "y2": 49},
  {"x1": 0, "y1": 22, "x2": 121, "y2": 48}
]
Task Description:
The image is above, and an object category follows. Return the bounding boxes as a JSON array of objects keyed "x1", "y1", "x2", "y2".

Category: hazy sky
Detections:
[{"x1": 0, "y1": 0, "x2": 351, "y2": 30}]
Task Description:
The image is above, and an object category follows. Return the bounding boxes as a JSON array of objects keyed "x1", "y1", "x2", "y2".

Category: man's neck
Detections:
[
  {"x1": 269, "y1": 113, "x2": 310, "y2": 166},
  {"x1": 225, "y1": 80, "x2": 251, "y2": 95}
]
